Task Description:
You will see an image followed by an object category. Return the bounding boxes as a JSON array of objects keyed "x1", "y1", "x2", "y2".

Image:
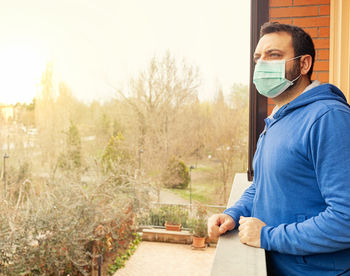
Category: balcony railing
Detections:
[{"x1": 210, "y1": 173, "x2": 267, "y2": 276}]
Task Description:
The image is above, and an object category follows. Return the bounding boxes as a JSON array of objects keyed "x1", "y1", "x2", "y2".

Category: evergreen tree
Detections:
[{"x1": 57, "y1": 121, "x2": 82, "y2": 171}]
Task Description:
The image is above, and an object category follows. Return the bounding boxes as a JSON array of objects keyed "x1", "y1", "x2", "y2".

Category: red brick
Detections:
[
  {"x1": 270, "y1": 0, "x2": 293, "y2": 7},
  {"x1": 313, "y1": 38, "x2": 330, "y2": 49},
  {"x1": 317, "y1": 72, "x2": 329, "y2": 83},
  {"x1": 317, "y1": 49, "x2": 329, "y2": 60},
  {"x1": 313, "y1": 60, "x2": 329, "y2": 71},
  {"x1": 305, "y1": 27, "x2": 318, "y2": 38},
  {"x1": 311, "y1": 73, "x2": 317, "y2": 81},
  {"x1": 319, "y1": 27, "x2": 330, "y2": 37},
  {"x1": 319, "y1": 5, "x2": 330, "y2": 15},
  {"x1": 269, "y1": 18, "x2": 293, "y2": 24},
  {"x1": 294, "y1": 16, "x2": 330, "y2": 27},
  {"x1": 270, "y1": 6, "x2": 318, "y2": 18},
  {"x1": 294, "y1": 0, "x2": 330, "y2": 6}
]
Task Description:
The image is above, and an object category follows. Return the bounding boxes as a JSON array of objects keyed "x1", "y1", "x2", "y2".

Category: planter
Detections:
[
  {"x1": 165, "y1": 222, "x2": 182, "y2": 231},
  {"x1": 192, "y1": 236, "x2": 206, "y2": 248}
]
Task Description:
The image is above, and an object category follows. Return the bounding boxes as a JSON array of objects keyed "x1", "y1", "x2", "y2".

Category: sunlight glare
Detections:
[{"x1": 0, "y1": 44, "x2": 48, "y2": 104}]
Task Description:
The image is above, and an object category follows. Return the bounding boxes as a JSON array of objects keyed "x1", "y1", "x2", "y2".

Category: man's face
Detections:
[{"x1": 254, "y1": 31, "x2": 300, "y2": 81}]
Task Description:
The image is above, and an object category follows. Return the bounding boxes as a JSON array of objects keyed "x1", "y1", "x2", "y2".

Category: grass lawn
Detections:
[{"x1": 168, "y1": 163, "x2": 231, "y2": 205}]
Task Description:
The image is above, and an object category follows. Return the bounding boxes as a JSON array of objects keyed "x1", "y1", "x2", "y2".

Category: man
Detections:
[{"x1": 208, "y1": 22, "x2": 350, "y2": 275}]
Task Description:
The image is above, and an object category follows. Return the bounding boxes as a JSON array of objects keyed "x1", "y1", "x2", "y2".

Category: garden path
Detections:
[
  {"x1": 113, "y1": 241, "x2": 215, "y2": 276},
  {"x1": 157, "y1": 189, "x2": 190, "y2": 205}
]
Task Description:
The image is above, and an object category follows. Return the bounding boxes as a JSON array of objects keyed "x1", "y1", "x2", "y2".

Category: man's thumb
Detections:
[{"x1": 219, "y1": 221, "x2": 229, "y2": 234}]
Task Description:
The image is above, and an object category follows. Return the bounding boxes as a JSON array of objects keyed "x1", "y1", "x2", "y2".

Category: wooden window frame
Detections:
[
  {"x1": 330, "y1": 0, "x2": 350, "y2": 100},
  {"x1": 248, "y1": 0, "x2": 269, "y2": 181}
]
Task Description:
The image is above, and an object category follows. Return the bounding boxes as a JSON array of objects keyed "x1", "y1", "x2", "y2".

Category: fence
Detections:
[{"x1": 137, "y1": 202, "x2": 226, "y2": 229}]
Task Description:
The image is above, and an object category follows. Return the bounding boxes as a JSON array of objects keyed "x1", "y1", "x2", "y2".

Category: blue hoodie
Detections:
[{"x1": 224, "y1": 84, "x2": 350, "y2": 275}]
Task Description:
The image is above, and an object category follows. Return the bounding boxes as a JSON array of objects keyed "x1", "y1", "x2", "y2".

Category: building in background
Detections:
[
  {"x1": 0, "y1": 105, "x2": 14, "y2": 121},
  {"x1": 249, "y1": 0, "x2": 350, "y2": 180}
]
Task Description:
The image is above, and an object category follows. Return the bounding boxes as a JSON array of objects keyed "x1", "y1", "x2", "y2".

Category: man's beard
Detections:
[
  {"x1": 275, "y1": 59, "x2": 301, "y2": 99},
  {"x1": 285, "y1": 59, "x2": 301, "y2": 83}
]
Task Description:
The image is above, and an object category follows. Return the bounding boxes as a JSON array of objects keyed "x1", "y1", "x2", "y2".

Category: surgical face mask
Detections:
[{"x1": 253, "y1": 56, "x2": 302, "y2": 98}]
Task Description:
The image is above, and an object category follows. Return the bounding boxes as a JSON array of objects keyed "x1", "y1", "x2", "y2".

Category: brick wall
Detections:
[{"x1": 267, "y1": 0, "x2": 330, "y2": 114}]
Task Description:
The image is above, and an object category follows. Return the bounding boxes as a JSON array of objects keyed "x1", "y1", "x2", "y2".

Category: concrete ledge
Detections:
[
  {"x1": 210, "y1": 173, "x2": 267, "y2": 276},
  {"x1": 142, "y1": 228, "x2": 192, "y2": 244}
]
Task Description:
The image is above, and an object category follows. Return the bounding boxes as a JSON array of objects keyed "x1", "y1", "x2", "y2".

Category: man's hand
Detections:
[
  {"x1": 208, "y1": 214, "x2": 235, "y2": 239},
  {"x1": 238, "y1": 216, "x2": 266, "y2": 248}
]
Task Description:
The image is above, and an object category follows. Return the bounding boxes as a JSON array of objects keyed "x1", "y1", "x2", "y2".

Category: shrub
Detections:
[
  {"x1": 57, "y1": 121, "x2": 82, "y2": 171},
  {"x1": 162, "y1": 157, "x2": 190, "y2": 189},
  {"x1": 148, "y1": 207, "x2": 167, "y2": 226},
  {"x1": 0, "y1": 164, "x2": 150, "y2": 275},
  {"x1": 190, "y1": 217, "x2": 208, "y2": 238},
  {"x1": 189, "y1": 205, "x2": 208, "y2": 237},
  {"x1": 101, "y1": 133, "x2": 132, "y2": 174},
  {"x1": 108, "y1": 233, "x2": 142, "y2": 275},
  {"x1": 162, "y1": 205, "x2": 188, "y2": 225},
  {"x1": 138, "y1": 205, "x2": 190, "y2": 228}
]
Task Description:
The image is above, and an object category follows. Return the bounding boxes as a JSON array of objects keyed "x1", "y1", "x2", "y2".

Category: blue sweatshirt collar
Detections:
[{"x1": 273, "y1": 83, "x2": 349, "y2": 120}]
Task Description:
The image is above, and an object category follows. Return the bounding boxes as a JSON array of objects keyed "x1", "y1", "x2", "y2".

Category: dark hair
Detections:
[{"x1": 260, "y1": 22, "x2": 315, "y2": 79}]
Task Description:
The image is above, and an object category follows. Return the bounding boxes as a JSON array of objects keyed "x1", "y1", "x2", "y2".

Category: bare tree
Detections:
[
  {"x1": 35, "y1": 63, "x2": 60, "y2": 178},
  {"x1": 113, "y1": 52, "x2": 200, "y2": 177},
  {"x1": 207, "y1": 85, "x2": 249, "y2": 203}
]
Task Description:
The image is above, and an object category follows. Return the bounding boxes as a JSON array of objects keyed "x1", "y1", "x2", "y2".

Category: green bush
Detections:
[
  {"x1": 189, "y1": 205, "x2": 208, "y2": 237},
  {"x1": 108, "y1": 233, "x2": 142, "y2": 275},
  {"x1": 57, "y1": 121, "x2": 82, "y2": 171},
  {"x1": 162, "y1": 205, "x2": 188, "y2": 225},
  {"x1": 101, "y1": 133, "x2": 133, "y2": 174},
  {"x1": 0, "y1": 165, "x2": 150, "y2": 276},
  {"x1": 138, "y1": 205, "x2": 190, "y2": 228},
  {"x1": 162, "y1": 157, "x2": 190, "y2": 189},
  {"x1": 148, "y1": 207, "x2": 166, "y2": 226}
]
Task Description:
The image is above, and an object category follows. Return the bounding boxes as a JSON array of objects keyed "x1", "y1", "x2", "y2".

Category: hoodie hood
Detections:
[{"x1": 274, "y1": 83, "x2": 350, "y2": 119}]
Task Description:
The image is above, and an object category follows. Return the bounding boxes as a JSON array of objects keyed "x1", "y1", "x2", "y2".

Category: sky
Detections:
[{"x1": 0, "y1": 0, "x2": 250, "y2": 104}]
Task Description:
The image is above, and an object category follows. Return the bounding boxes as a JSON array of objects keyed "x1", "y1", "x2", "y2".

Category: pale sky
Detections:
[{"x1": 0, "y1": 0, "x2": 250, "y2": 104}]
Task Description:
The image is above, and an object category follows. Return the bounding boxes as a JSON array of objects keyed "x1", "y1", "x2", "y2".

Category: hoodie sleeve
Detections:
[
  {"x1": 223, "y1": 181, "x2": 256, "y2": 229},
  {"x1": 261, "y1": 109, "x2": 350, "y2": 255}
]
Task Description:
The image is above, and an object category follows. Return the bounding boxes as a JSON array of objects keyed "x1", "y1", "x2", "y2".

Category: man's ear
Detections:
[{"x1": 300, "y1": 55, "x2": 312, "y2": 76}]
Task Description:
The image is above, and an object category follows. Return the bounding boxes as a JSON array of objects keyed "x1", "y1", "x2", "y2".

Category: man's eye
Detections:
[{"x1": 270, "y1": 53, "x2": 281, "y2": 58}]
